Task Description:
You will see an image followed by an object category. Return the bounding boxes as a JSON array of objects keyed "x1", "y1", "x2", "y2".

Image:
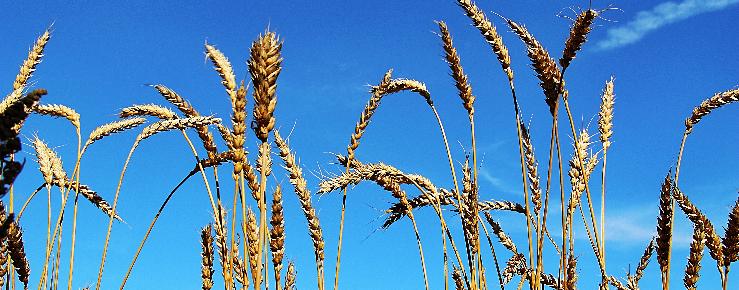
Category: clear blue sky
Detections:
[{"x1": 1, "y1": 0, "x2": 737, "y2": 289}]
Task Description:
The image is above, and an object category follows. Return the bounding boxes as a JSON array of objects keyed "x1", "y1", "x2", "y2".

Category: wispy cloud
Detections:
[{"x1": 596, "y1": 0, "x2": 739, "y2": 50}]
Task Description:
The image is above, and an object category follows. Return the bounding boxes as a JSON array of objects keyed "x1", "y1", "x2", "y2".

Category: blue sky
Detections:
[{"x1": 1, "y1": 0, "x2": 737, "y2": 289}]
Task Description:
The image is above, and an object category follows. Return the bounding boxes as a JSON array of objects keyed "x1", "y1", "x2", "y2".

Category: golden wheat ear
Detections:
[
  {"x1": 33, "y1": 103, "x2": 80, "y2": 129},
  {"x1": 684, "y1": 226, "x2": 706, "y2": 290},
  {"x1": 14, "y1": 28, "x2": 51, "y2": 91},
  {"x1": 723, "y1": 196, "x2": 739, "y2": 267},
  {"x1": 559, "y1": 9, "x2": 598, "y2": 70},
  {"x1": 84, "y1": 117, "x2": 147, "y2": 150},
  {"x1": 249, "y1": 31, "x2": 282, "y2": 143},
  {"x1": 201, "y1": 224, "x2": 214, "y2": 290},
  {"x1": 454, "y1": 0, "x2": 512, "y2": 80},
  {"x1": 270, "y1": 185, "x2": 286, "y2": 289},
  {"x1": 684, "y1": 88, "x2": 739, "y2": 135}
]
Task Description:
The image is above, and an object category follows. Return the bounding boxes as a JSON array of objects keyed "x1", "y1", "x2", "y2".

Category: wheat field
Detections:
[{"x1": 0, "y1": 1, "x2": 737, "y2": 290}]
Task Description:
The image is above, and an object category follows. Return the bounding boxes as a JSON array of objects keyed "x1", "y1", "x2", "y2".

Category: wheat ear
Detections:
[
  {"x1": 559, "y1": 9, "x2": 598, "y2": 70},
  {"x1": 7, "y1": 218, "x2": 30, "y2": 288},
  {"x1": 84, "y1": 117, "x2": 146, "y2": 150},
  {"x1": 723, "y1": 196, "x2": 739, "y2": 267},
  {"x1": 14, "y1": 28, "x2": 51, "y2": 90},
  {"x1": 673, "y1": 188, "x2": 725, "y2": 269},
  {"x1": 684, "y1": 88, "x2": 739, "y2": 135},
  {"x1": 284, "y1": 261, "x2": 296, "y2": 290},
  {"x1": 454, "y1": 0, "x2": 512, "y2": 79},
  {"x1": 656, "y1": 173, "x2": 674, "y2": 288},
  {"x1": 274, "y1": 131, "x2": 325, "y2": 290},
  {"x1": 119, "y1": 104, "x2": 177, "y2": 120},
  {"x1": 684, "y1": 226, "x2": 705, "y2": 290},
  {"x1": 150, "y1": 84, "x2": 218, "y2": 158},
  {"x1": 205, "y1": 43, "x2": 237, "y2": 99},
  {"x1": 506, "y1": 19, "x2": 562, "y2": 115},
  {"x1": 249, "y1": 31, "x2": 282, "y2": 142},
  {"x1": 201, "y1": 225, "x2": 214, "y2": 290},
  {"x1": 33, "y1": 103, "x2": 80, "y2": 129},
  {"x1": 270, "y1": 185, "x2": 285, "y2": 290},
  {"x1": 438, "y1": 21, "x2": 475, "y2": 115}
]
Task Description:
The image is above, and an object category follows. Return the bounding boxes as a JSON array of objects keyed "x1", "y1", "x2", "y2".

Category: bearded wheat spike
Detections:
[
  {"x1": 7, "y1": 220, "x2": 30, "y2": 287},
  {"x1": 507, "y1": 19, "x2": 562, "y2": 115},
  {"x1": 33, "y1": 103, "x2": 80, "y2": 129},
  {"x1": 231, "y1": 81, "x2": 247, "y2": 176},
  {"x1": 32, "y1": 137, "x2": 54, "y2": 185},
  {"x1": 723, "y1": 197, "x2": 739, "y2": 266},
  {"x1": 270, "y1": 186, "x2": 286, "y2": 288},
  {"x1": 119, "y1": 104, "x2": 177, "y2": 120},
  {"x1": 0, "y1": 203, "x2": 8, "y2": 287},
  {"x1": 246, "y1": 208, "x2": 260, "y2": 287},
  {"x1": 0, "y1": 88, "x2": 25, "y2": 116},
  {"x1": 201, "y1": 225, "x2": 214, "y2": 290},
  {"x1": 454, "y1": 0, "x2": 512, "y2": 79},
  {"x1": 205, "y1": 43, "x2": 237, "y2": 99},
  {"x1": 656, "y1": 173, "x2": 674, "y2": 278},
  {"x1": 136, "y1": 116, "x2": 220, "y2": 142},
  {"x1": 598, "y1": 78, "x2": 615, "y2": 149},
  {"x1": 85, "y1": 117, "x2": 147, "y2": 149},
  {"x1": 452, "y1": 266, "x2": 465, "y2": 290},
  {"x1": 684, "y1": 226, "x2": 705, "y2": 290},
  {"x1": 520, "y1": 124, "x2": 542, "y2": 213},
  {"x1": 213, "y1": 202, "x2": 232, "y2": 287},
  {"x1": 284, "y1": 262, "x2": 296, "y2": 290},
  {"x1": 673, "y1": 188, "x2": 724, "y2": 267},
  {"x1": 1, "y1": 89, "x2": 46, "y2": 138},
  {"x1": 566, "y1": 254, "x2": 578, "y2": 290},
  {"x1": 684, "y1": 88, "x2": 739, "y2": 135},
  {"x1": 560, "y1": 9, "x2": 598, "y2": 70},
  {"x1": 634, "y1": 238, "x2": 655, "y2": 283},
  {"x1": 150, "y1": 84, "x2": 218, "y2": 157},
  {"x1": 249, "y1": 31, "x2": 282, "y2": 142},
  {"x1": 274, "y1": 131, "x2": 325, "y2": 281},
  {"x1": 14, "y1": 29, "x2": 51, "y2": 90},
  {"x1": 484, "y1": 212, "x2": 518, "y2": 254},
  {"x1": 51, "y1": 178, "x2": 122, "y2": 221},
  {"x1": 438, "y1": 21, "x2": 474, "y2": 114}
]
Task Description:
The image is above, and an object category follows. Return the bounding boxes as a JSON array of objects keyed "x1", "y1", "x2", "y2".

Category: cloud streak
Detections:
[{"x1": 596, "y1": 0, "x2": 739, "y2": 50}]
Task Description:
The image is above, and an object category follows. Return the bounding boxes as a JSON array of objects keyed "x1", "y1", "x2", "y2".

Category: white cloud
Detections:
[{"x1": 596, "y1": 0, "x2": 739, "y2": 50}]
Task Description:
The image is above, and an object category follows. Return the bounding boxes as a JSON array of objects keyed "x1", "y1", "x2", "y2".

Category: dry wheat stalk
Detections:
[
  {"x1": 484, "y1": 212, "x2": 518, "y2": 254},
  {"x1": 14, "y1": 29, "x2": 51, "y2": 90},
  {"x1": 33, "y1": 103, "x2": 80, "y2": 129},
  {"x1": 249, "y1": 31, "x2": 282, "y2": 142},
  {"x1": 673, "y1": 188, "x2": 724, "y2": 267},
  {"x1": 7, "y1": 219, "x2": 30, "y2": 287},
  {"x1": 684, "y1": 88, "x2": 739, "y2": 135},
  {"x1": 119, "y1": 104, "x2": 177, "y2": 120},
  {"x1": 507, "y1": 19, "x2": 562, "y2": 114},
  {"x1": 201, "y1": 225, "x2": 214, "y2": 290},
  {"x1": 274, "y1": 131, "x2": 325, "y2": 283},
  {"x1": 598, "y1": 78, "x2": 615, "y2": 149},
  {"x1": 520, "y1": 124, "x2": 542, "y2": 213},
  {"x1": 136, "y1": 116, "x2": 220, "y2": 142},
  {"x1": 85, "y1": 117, "x2": 146, "y2": 149},
  {"x1": 454, "y1": 0, "x2": 512, "y2": 79},
  {"x1": 270, "y1": 185, "x2": 285, "y2": 289},
  {"x1": 438, "y1": 21, "x2": 475, "y2": 115},
  {"x1": 151, "y1": 84, "x2": 218, "y2": 157},
  {"x1": 285, "y1": 261, "x2": 296, "y2": 290},
  {"x1": 723, "y1": 196, "x2": 739, "y2": 267},
  {"x1": 560, "y1": 9, "x2": 597, "y2": 70},
  {"x1": 656, "y1": 173, "x2": 674, "y2": 282},
  {"x1": 246, "y1": 208, "x2": 260, "y2": 287},
  {"x1": 684, "y1": 226, "x2": 706, "y2": 290}
]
